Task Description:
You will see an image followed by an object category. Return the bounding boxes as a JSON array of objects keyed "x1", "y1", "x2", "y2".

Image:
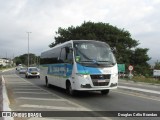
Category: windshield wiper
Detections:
[
  {"x1": 80, "y1": 60, "x2": 100, "y2": 65},
  {"x1": 97, "y1": 61, "x2": 112, "y2": 62},
  {"x1": 97, "y1": 60, "x2": 113, "y2": 63},
  {"x1": 80, "y1": 60, "x2": 93, "y2": 62},
  {"x1": 97, "y1": 61, "x2": 116, "y2": 65},
  {"x1": 80, "y1": 60, "x2": 115, "y2": 66}
]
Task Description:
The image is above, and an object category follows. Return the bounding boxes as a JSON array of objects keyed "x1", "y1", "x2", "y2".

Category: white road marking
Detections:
[
  {"x1": 16, "y1": 97, "x2": 67, "y2": 101},
  {"x1": 119, "y1": 80, "x2": 160, "y2": 88},
  {"x1": 13, "y1": 89, "x2": 44, "y2": 91},
  {"x1": 14, "y1": 86, "x2": 39, "y2": 87},
  {"x1": 112, "y1": 90, "x2": 160, "y2": 102},
  {"x1": 118, "y1": 85, "x2": 160, "y2": 95},
  {"x1": 14, "y1": 74, "x2": 111, "y2": 120},
  {"x1": 14, "y1": 74, "x2": 90, "y2": 108},
  {"x1": 6, "y1": 81, "x2": 31, "y2": 84},
  {"x1": 14, "y1": 92, "x2": 49, "y2": 94},
  {"x1": 2, "y1": 68, "x2": 14, "y2": 73},
  {"x1": 3, "y1": 73, "x2": 111, "y2": 120},
  {"x1": 20, "y1": 104, "x2": 89, "y2": 111}
]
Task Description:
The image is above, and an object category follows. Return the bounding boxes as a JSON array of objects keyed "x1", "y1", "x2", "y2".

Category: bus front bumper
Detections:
[{"x1": 76, "y1": 83, "x2": 118, "y2": 91}]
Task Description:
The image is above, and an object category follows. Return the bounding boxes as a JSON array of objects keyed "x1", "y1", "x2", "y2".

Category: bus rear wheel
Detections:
[
  {"x1": 45, "y1": 76, "x2": 50, "y2": 88},
  {"x1": 101, "y1": 90, "x2": 110, "y2": 95}
]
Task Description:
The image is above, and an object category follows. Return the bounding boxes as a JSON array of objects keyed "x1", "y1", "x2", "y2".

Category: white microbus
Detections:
[{"x1": 40, "y1": 40, "x2": 118, "y2": 95}]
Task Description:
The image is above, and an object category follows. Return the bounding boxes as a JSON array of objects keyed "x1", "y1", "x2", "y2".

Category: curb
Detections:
[
  {"x1": 2, "y1": 68, "x2": 15, "y2": 73},
  {"x1": 2, "y1": 75, "x2": 14, "y2": 120}
]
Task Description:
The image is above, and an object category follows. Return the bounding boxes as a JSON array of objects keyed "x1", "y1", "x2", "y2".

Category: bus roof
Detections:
[
  {"x1": 41, "y1": 40, "x2": 107, "y2": 58},
  {"x1": 43, "y1": 40, "x2": 106, "y2": 51}
]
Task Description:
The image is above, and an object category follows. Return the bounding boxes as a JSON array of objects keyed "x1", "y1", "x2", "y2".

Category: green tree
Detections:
[
  {"x1": 130, "y1": 48, "x2": 151, "y2": 76},
  {"x1": 154, "y1": 61, "x2": 160, "y2": 69},
  {"x1": 14, "y1": 57, "x2": 22, "y2": 65},
  {"x1": 49, "y1": 21, "x2": 150, "y2": 75},
  {"x1": 14, "y1": 53, "x2": 39, "y2": 66},
  {"x1": 131, "y1": 48, "x2": 150, "y2": 66},
  {"x1": 50, "y1": 21, "x2": 139, "y2": 48}
]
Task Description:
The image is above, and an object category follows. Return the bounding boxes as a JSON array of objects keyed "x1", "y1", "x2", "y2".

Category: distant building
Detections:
[
  {"x1": 0, "y1": 58, "x2": 13, "y2": 66},
  {"x1": 0, "y1": 58, "x2": 6, "y2": 66}
]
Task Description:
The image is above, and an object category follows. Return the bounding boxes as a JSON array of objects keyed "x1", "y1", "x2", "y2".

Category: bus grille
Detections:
[{"x1": 90, "y1": 74, "x2": 111, "y2": 86}]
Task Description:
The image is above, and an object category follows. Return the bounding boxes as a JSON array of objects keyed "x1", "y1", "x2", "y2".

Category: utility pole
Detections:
[
  {"x1": 27, "y1": 32, "x2": 31, "y2": 67},
  {"x1": 6, "y1": 52, "x2": 7, "y2": 59},
  {"x1": 12, "y1": 53, "x2": 14, "y2": 67}
]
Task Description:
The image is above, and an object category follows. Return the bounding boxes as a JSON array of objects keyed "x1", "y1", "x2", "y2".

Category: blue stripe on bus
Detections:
[
  {"x1": 47, "y1": 64, "x2": 73, "y2": 77},
  {"x1": 44, "y1": 63, "x2": 102, "y2": 77},
  {"x1": 77, "y1": 64, "x2": 101, "y2": 74}
]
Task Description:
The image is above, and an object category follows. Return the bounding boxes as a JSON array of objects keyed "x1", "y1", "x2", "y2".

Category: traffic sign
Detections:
[
  {"x1": 128, "y1": 65, "x2": 133, "y2": 71},
  {"x1": 118, "y1": 64, "x2": 125, "y2": 72}
]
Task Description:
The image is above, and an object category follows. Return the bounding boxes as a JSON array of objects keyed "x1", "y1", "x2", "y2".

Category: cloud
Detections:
[{"x1": 0, "y1": 0, "x2": 160, "y2": 63}]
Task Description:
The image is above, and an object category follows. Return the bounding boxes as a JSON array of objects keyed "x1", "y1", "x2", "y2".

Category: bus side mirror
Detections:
[
  {"x1": 65, "y1": 47, "x2": 73, "y2": 53},
  {"x1": 111, "y1": 47, "x2": 117, "y2": 53}
]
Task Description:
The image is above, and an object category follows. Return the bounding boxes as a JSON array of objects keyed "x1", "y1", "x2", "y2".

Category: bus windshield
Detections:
[{"x1": 74, "y1": 41, "x2": 116, "y2": 66}]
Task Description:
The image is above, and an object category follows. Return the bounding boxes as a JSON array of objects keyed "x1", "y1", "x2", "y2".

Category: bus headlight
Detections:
[
  {"x1": 76, "y1": 73, "x2": 89, "y2": 79},
  {"x1": 83, "y1": 75, "x2": 88, "y2": 79}
]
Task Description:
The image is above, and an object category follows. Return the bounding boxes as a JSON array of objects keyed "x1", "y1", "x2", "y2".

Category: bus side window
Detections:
[
  {"x1": 59, "y1": 48, "x2": 66, "y2": 63},
  {"x1": 67, "y1": 49, "x2": 73, "y2": 63}
]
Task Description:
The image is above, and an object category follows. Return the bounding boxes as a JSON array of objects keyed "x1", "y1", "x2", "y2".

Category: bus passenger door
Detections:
[{"x1": 59, "y1": 46, "x2": 73, "y2": 88}]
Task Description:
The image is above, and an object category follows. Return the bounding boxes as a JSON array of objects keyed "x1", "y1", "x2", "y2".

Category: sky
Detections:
[{"x1": 0, "y1": 0, "x2": 160, "y2": 64}]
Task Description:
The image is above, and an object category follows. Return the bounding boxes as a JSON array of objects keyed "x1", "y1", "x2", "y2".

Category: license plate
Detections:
[{"x1": 98, "y1": 80, "x2": 106, "y2": 82}]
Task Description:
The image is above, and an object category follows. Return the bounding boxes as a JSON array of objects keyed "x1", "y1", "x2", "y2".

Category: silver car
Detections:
[
  {"x1": 25, "y1": 67, "x2": 40, "y2": 78},
  {"x1": 19, "y1": 67, "x2": 27, "y2": 74}
]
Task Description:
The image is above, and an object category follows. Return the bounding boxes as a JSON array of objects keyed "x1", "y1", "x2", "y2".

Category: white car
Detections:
[
  {"x1": 16, "y1": 64, "x2": 22, "y2": 71},
  {"x1": 19, "y1": 67, "x2": 27, "y2": 74},
  {"x1": 25, "y1": 67, "x2": 40, "y2": 78}
]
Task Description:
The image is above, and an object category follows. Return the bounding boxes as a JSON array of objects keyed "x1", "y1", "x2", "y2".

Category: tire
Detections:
[
  {"x1": 45, "y1": 76, "x2": 50, "y2": 88},
  {"x1": 25, "y1": 75, "x2": 28, "y2": 78},
  {"x1": 66, "y1": 81, "x2": 76, "y2": 96},
  {"x1": 101, "y1": 90, "x2": 110, "y2": 95}
]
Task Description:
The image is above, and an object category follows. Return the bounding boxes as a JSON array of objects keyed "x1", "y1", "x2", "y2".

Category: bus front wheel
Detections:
[{"x1": 66, "y1": 81, "x2": 75, "y2": 96}]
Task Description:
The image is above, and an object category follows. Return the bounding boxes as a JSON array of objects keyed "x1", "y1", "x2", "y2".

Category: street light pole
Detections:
[{"x1": 27, "y1": 32, "x2": 31, "y2": 67}]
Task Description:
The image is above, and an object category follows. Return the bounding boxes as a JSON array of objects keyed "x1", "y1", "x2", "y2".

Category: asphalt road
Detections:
[{"x1": 1, "y1": 69, "x2": 160, "y2": 120}]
